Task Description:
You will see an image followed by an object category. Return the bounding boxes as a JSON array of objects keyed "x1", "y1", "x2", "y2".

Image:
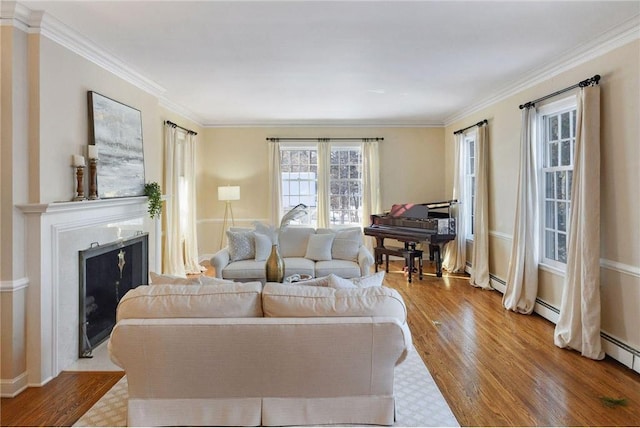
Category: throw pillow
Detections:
[
  {"x1": 227, "y1": 230, "x2": 255, "y2": 261},
  {"x1": 327, "y1": 274, "x2": 357, "y2": 289},
  {"x1": 149, "y1": 271, "x2": 199, "y2": 285},
  {"x1": 254, "y1": 232, "x2": 273, "y2": 261},
  {"x1": 331, "y1": 229, "x2": 362, "y2": 261},
  {"x1": 304, "y1": 233, "x2": 335, "y2": 261},
  {"x1": 350, "y1": 271, "x2": 385, "y2": 288}
]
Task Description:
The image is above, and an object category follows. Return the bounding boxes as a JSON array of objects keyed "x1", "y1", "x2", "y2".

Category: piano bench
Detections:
[{"x1": 374, "y1": 247, "x2": 423, "y2": 283}]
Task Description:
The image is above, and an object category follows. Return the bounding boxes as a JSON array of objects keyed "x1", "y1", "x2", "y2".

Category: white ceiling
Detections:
[{"x1": 17, "y1": 1, "x2": 640, "y2": 127}]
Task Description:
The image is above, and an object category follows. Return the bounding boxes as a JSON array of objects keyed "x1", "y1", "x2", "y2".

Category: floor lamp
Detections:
[{"x1": 218, "y1": 185, "x2": 240, "y2": 249}]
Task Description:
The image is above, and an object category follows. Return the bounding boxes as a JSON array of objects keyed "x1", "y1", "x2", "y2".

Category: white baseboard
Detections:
[{"x1": 1, "y1": 372, "x2": 28, "y2": 398}]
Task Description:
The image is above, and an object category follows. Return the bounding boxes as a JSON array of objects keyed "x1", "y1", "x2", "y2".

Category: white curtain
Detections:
[
  {"x1": 268, "y1": 141, "x2": 282, "y2": 226},
  {"x1": 316, "y1": 141, "x2": 331, "y2": 228},
  {"x1": 443, "y1": 133, "x2": 467, "y2": 273},
  {"x1": 554, "y1": 85, "x2": 604, "y2": 360},
  {"x1": 503, "y1": 107, "x2": 539, "y2": 314},
  {"x1": 361, "y1": 139, "x2": 381, "y2": 252},
  {"x1": 163, "y1": 124, "x2": 185, "y2": 276},
  {"x1": 470, "y1": 125, "x2": 490, "y2": 288},
  {"x1": 181, "y1": 132, "x2": 203, "y2": 274}
]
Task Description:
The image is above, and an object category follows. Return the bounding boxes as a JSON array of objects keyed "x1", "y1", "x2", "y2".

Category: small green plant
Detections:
[
  {"x1": 144, "y1": 182, "x2": 163, "y2": 219},
  {"x1": 600, "y1": 396, "x2": 627, "y2": 408}
]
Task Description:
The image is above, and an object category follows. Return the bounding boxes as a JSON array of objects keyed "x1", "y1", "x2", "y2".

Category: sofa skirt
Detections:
[{"x1": 127, "y1": 395, "x2": 395, "y2": 427}]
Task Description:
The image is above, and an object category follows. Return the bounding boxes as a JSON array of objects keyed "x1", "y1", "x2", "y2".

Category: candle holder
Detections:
[
  {"x1": 73, "y1": 166, "x2": 86, "y2": 201},
  {"x1": 88, "y1": 158, "x2": 99, "y2": 200}
]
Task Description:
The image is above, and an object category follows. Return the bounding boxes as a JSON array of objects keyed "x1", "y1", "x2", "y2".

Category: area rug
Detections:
[{"x1": 73, "y1": 345, "x2": 458, "y2": 427}]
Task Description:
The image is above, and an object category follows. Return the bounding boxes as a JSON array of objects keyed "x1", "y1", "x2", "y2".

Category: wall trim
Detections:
[
  {"x1": 0, "y1": 277, "x2": 29, "y2": 293},
  {"x1": 600, "y1": 258, "x2": 640, "y2": 278},
  {"x1": 0, "y1": 372, "x2": 28, "y2": 398},
  {"x1": 488, "y1": 230, "x2": 513, "y2": 241}
]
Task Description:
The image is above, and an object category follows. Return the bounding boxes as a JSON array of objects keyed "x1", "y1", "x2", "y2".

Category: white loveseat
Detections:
[
  {"x1": 108, "y1": 279, "x2": 412, "y2": 427},
  {"x1": 210, "y1": 226, "x2": 374, "y2": 282}
]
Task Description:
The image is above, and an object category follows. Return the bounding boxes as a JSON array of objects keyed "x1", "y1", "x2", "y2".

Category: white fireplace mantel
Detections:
[{"x1": 17, "y1": 197, "x2": 160, "y2": 385}]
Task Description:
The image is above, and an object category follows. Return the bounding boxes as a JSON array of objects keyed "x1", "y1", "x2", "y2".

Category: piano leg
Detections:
[{"x1": 433, "y1": 244, "x2": 443, "y2": 277}]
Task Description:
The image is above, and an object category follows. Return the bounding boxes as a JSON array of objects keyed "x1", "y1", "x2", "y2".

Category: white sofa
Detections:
[
  {"x1": 108, "y1": 279, "x2": 412, "y2": 427},
  {"x1": 210, "y1": 226, "x2": 374, "y2": 282}
]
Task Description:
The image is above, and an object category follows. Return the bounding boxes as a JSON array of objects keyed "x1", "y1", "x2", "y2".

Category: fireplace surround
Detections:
[{"x1": 17, "y1": 197, "x2": 159, "y2": 386}]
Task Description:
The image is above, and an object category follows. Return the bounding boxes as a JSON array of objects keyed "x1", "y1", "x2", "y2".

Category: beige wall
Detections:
[
  {"x1": 444, "y1": 40, "x2": 640, "y2": 351},
  {"x1": 195, "y1": 127, "x2": 444, "y2": 256},
  {"x1": 0, "y1": 24, "x2": 196, "y2": 393}
]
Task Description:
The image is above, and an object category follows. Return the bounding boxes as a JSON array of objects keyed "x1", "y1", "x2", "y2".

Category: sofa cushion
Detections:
[
  {"x1": 315, "y1": 259, "x2": 361, "y2": 279},
  {"x1": 278, "y1": 227, "x2": 315, "y2": 258},
  {"x1": 223, "y1": 259, "x2": 267, "y2": 280},
  {"x1": 304, "y1": 233, "x2": 335, "y2": 261},
  {"x1": 262, "y1": 282, "x2": 407, "y2": 324},
  {"x1": 283, "y1": 257, "x2": 315, "y2": 278},
  {"x1": 116, "y1": 282, "x2": 263, "y2": 321},
  {"x1": 227, "y1": 230, "x2": 256, "y2": 261}
]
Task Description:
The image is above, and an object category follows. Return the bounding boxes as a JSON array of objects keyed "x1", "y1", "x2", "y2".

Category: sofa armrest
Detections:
[
  {"x1": 210, "y1": 248, "x2": 231, "y2": 278},
  {"x1": 358, "y1": 245, "x2": 375, "y2": 276}
]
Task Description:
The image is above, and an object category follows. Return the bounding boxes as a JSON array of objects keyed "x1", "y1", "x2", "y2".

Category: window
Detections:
[
  {"x1": 330, "y1": 148, "x2": 362, "y2": 225},
  {"x1": 280, "y1": 148, "x2": 317, "y2": 225},
  {"x1": 539, "y1": 99, "x2": 577, "y2": 267},
  {"x1": 280, "y1": 145, "x2": 363, "y2": 227},
  {"x1": 463, "y1": 133, "x2": 476, "y2": 239}
]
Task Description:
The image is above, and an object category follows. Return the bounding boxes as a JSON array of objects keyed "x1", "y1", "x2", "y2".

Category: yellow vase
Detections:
[{"x1": 266, "y1": 244, "x2": 285, "y2": 282}]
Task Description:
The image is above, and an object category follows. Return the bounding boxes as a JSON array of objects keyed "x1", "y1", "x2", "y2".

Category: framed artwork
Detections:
[{"x1": 88, "y1": 91, "x2": 145, "y2": 198}]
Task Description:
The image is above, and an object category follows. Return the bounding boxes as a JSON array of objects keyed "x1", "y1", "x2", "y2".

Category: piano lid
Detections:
[{"x1": 387, "y1": 199, "x2": 457, "y2": 220}]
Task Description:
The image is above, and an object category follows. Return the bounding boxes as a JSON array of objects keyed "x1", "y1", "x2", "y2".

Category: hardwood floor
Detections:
[
  {"x1": 384, "y1": 260, "x2": 640, "y2": 426},
  {"x1": 0, "y1": 371, "x2": 123, "y2": 427},
  {"x1": 2, "y1": 261, "x2": 639, "y2": 426}
]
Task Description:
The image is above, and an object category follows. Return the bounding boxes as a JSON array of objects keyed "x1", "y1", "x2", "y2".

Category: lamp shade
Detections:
[{"x1": 218, "y1": 185, "x2": 240, "y2": 201}]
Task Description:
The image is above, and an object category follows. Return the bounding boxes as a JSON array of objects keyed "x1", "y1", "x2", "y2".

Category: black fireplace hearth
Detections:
[{"x1": 79, "y1": 233, "x2": 148, "y2": 357}]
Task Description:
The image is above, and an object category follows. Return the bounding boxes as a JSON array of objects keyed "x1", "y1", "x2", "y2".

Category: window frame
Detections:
[
  {"x1": 536, "y1": 96, "x2": 577, "y2": 271},
  {"x1": 463, "y1": 131, "x2": 476, "y2": 240}
]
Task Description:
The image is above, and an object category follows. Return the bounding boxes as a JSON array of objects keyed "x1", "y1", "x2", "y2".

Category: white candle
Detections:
[
  {"x1": 73, "y1": 154, "x2": 85, "y2": 167},
  {"x1": 87, "y1": 145, "x2": 98, "y2": 159}
]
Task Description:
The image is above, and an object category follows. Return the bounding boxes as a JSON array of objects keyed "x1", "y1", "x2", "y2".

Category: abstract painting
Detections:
[{"x1": 88, "y1": 91, "x2": 145, "y2": 198}]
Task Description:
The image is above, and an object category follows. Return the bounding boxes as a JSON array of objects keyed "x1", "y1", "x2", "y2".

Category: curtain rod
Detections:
[
  {"x1": 165, "y1": 120, "x2": 197, "y2": 135},
  {"x1": 266, "y1": 137, "x2": 383, "y2": 143},
  {"x1": 453, "y1": 119, "x2": 488, "y2": 135},
  {"x1": 519, "y1": 74, "x2": 600, "y2": 110}
]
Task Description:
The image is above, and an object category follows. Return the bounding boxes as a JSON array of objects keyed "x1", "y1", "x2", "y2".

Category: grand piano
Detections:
[{"x1": 364, "y1": 200, "x2": 457, "y2": 278}]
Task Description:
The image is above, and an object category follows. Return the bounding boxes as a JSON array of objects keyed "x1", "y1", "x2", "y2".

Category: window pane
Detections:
[
  {"x1": 349, "y1": 165, "x2": 359, "y2": 179},
  {"x1": 560, "y1": 140, "x2": 571, "y2": 166},
  {"x1": 330, "y1": 165, "x2": 339, "y2": 180},
  {"x1": 557, "y1": 202, "x2": 567, "y2": 232},
  {"x1": 556, "y1": 171, "x2": 566, "y2": 200},
  {"x1": 558, "y1": 233, "x2": 567, "y2": 263},
  {"x1": 561, "y1": 112, "x2": 570, "y2": 139},
  {"x1": 550, "y1": 142, "x2": 559, "y2": 167},
  {"x1": 546, "y1": 172, "x2": 554, "y2": 198},
  {"x1": 572, "y1": 110, "x2": 577, "y2": 135},
  {"x1": 545, "y1": 230, "x2": 556, "y2": 260},
  {"x1": 549, "y1": 115, "x2": 558, "y2": 140},
  {"x1": 568, "y1": 171, "x2": 573, "y2": 198},
  {"x1": 546, "y1": 201, "x2": 555, "y2": 229}
]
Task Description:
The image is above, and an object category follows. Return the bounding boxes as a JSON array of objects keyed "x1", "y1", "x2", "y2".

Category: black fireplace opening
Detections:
[{"x1": 79, "y1": 233, "x2": 148, "y2": 358}]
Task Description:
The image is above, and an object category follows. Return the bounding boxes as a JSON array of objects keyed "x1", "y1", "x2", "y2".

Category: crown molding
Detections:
[
  {"x1": 8, "y1": 2, "x2": 166, "y2": 98},
  {"x1": 158, "y1": 97, "x2": 205, "y2": 126},
  {"x1": 202, "y1": 119, "x2": 445, "y2": 128},
  {"x1": 444, "y1": 14, "x2": 640, "y2": 126}
]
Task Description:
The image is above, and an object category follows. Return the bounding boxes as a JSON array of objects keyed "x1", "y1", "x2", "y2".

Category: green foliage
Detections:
[
  {"x1": 144, "y1": 182, "x2": 163, "y2": 219},
  {"x1": 600, "y1": 396, "x2": 627, "y2": 408}
]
